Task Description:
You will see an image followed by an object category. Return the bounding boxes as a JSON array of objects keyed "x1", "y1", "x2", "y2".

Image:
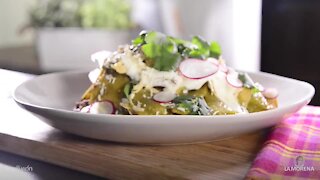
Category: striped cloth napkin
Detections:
[{"x1": 246, "y1": 106, "x2": 320, "y2": 180}]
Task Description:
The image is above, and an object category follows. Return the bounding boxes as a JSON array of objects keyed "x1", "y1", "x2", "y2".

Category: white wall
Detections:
[
  {"x1": 231, "y1": 0, "x2": 262, "y2": 72},
  {"x1": 160, "y1": 0, "x2": 262, "y2": 71},
  {"x1": 0, "y1": 0, "x2": 262, "y2": 71},
  {"x1": 0, "y1": 0, "x2": 35, "y2": 48}
]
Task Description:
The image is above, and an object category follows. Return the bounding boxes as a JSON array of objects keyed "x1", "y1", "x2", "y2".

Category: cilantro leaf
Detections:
[
  {"x1": 123, "y1": 83, "x2": 133, "y2": 98},
  {"x1": 209, "y1": 41, "x2": 222, "y2": 58},
  {"x1": 144, "y1": 31, "x2": 167, "y2": 44},
  {"x1": 131, "y1": 31, "x2": 223, "y2": 71},
  {"x1": 188, "y1": 36, "x2": 210, "y2": 59},
  {"x1": 140, "y1": 31, "x2": 181, "y2": 71},
  {"x1": 132, "y1": 30, "x2": 148, "y2": 45},
  {"x1": 132, "y1": 36, "x2": 144, "y2": 46}
]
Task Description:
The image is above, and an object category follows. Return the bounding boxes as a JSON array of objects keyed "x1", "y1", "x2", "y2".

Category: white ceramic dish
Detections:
[{"x1": 13, "y1": 71, "x2": 315, "y2": 144}]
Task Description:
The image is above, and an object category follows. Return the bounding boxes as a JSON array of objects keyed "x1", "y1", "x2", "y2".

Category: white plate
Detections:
[{"x1": 13, "y1": 71, "x2": 315, "y2": 144}]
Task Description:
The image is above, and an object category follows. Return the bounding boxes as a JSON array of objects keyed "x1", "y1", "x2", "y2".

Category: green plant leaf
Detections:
[
  {"x1": 139, "y1": 31, "x2": 181, "y2": 71},
  {"x1": 132, "y1": 36, "x2": 144, "y2": 46},
  {"x1": 123, "y1": 83, "x2": 133, "y2": 98},
  {"x1": 209, "y1": 41, "x2": 222, "y2": 58},
  {"x1": 133, "y1": 31, "x2": 223, "y2": 71},
  {"x1": 187, "y1": 36, "x2": 210, "y2": 59}
]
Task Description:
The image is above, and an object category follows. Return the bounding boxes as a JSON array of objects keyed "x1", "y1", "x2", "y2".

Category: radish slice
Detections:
[
  {"x1": 227, "y1": 67, "x2": 237, "y2": 74},
  {"x1": 226, "y1": 73, "x2": 243, "y2": 88},
  {"x1": 263, "y1": 88, "x2": 278, "y2": 99},
  {"x1": 179, "y1": 59, "x2": 218, "y2": 79},
  {"x1": 80, "y1": 105, "x2": 91, "y2": 113},
  {"x1": 89, "y1": 101, "x2": 115, "y2": 114},
  {"x1": 153, "y1": 91, "x2": 176, "y2": 103},
  {"x1": 88, "y1": 68, "x2": 100, "y2": 83}
]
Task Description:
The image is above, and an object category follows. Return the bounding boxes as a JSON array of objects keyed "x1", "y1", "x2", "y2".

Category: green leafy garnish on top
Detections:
[
  {"x1": 132, "y1": 31, "x2": 222, "y2": 71},
  {"x1": 209, "y1": 42, "x2": 222, "y2": 58},
  {"x1": 140, "y1": 32, "x2": 182, "y2": 71}
]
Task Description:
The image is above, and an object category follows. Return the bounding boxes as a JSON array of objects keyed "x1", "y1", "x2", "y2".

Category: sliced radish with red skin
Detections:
[
  {"x1": 262, "y1": 88, "x2": 278, "y2": 99},
  {"x1": 153, "y1": 91, "x2": 176, "y2": 103},
  {"x1": 226, "y1": 73, "x2": 243, "y2": 88},
  {"x1": 179, "y1": 59, "x2": 219, "y2": 79},
  {"x1": 89, "y1": 100, "x2": 115, "y2": 114}
]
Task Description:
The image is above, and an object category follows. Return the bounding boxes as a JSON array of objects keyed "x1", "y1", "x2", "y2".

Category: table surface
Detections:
[
  {"x1": 0, "y1": 150, "x2": 104, "y2": 180},
  {"x1": 0, "y1": 69, "x2": 269, "y2": 179}
]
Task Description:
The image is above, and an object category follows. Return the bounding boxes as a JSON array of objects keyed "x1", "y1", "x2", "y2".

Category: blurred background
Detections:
[{"x1": 0, "y1": 0, "x2": 319, "y2": 105}]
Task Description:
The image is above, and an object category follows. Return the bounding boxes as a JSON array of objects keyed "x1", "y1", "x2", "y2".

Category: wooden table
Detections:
[
  {"x1": 0, "y1": 69, "x2": 269, "y2": 179},
  {"x1": 0, "y1": 150, "x2": 104, "y2": 180}
]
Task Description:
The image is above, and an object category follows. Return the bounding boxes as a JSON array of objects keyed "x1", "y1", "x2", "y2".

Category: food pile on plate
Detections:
[{"x1": 75, "y1": 31, "x2": 278, "y2": 115}]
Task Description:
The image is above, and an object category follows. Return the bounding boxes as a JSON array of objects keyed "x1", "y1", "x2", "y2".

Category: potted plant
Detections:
[{"x1": 28, "y1": 0, "x2": 138, "y2": 71}]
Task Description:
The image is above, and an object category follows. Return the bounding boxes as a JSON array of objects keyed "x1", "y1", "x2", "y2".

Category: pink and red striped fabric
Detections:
[{"x1": 246, "y1": 106, "x2": 320, "y2": 180}]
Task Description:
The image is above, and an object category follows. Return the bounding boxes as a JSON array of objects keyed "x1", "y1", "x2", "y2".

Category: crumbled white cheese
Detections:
[
  {"x1": 91, "y1": 51, "x2": 112, "y2": 69},
  {"x1": 88, "y1": 68, "x2": 100, "y2": 83}
]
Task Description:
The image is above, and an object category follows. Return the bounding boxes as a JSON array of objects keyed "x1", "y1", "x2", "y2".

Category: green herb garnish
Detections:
[
  {"x1": 209, "y1": 42, "x2": 222, "y2": 58},
  {"x1": 188, "y1": 36, "x2": 210, "y2": 59},
  {"x1": 131, "y1": 31, "x2": 223, "y2": 71},
  {"x1": 141, "y1": 32, "x2": 181, "y2": 71},
  {"x1": 123, "y1": 83, "x2": 133, "y2": 98}
]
